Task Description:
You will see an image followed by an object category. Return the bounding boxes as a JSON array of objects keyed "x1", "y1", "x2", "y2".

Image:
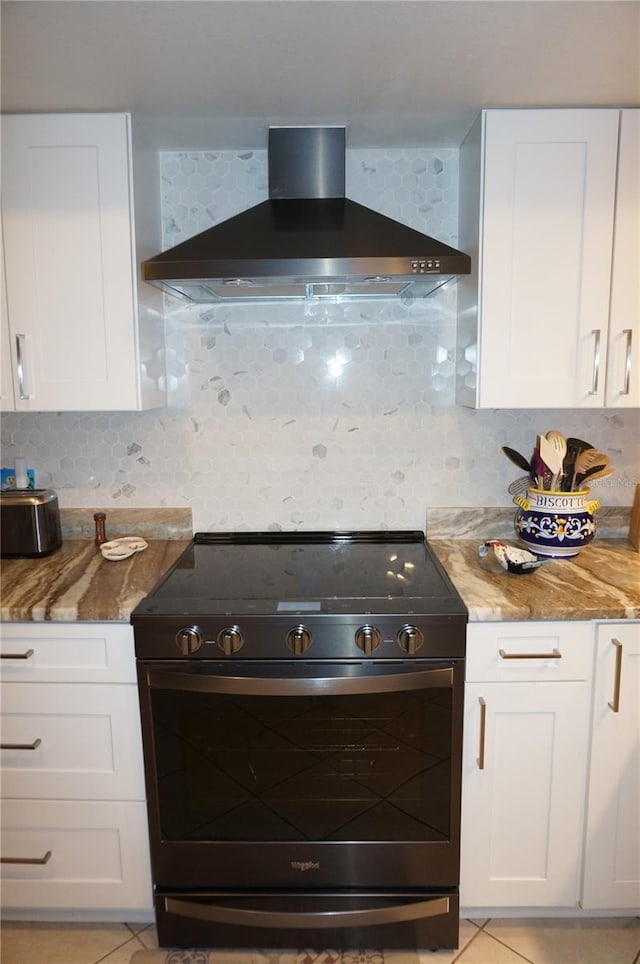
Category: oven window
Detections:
[{"x1": 149, "y1": 684, "x2": 454, "y2": 844}]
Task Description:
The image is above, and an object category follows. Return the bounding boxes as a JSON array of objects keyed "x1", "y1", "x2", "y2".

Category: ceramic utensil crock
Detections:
[{"x1": 513, "y1": 486, "x2": 600, "y2": 558}]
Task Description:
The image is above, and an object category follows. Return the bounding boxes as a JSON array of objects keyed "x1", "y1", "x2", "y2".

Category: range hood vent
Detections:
[{"x1": 142, "y1": 127, "x2": 471, "y2": 304}]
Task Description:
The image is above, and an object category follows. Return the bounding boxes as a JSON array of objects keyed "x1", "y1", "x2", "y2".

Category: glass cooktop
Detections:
[{"x1": 132, "y1": 531, "x2": 467, "y2": 619}]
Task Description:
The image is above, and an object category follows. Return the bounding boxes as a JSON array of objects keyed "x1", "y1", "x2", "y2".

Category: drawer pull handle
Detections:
[
  {"x1": 499, "y1": 648, "x2": 562, "y2": 660},
  {"x1": 1, "y1": 649, "x2": 35, "y2": 660},
  {"x1": 1, "y1": 850, "x2": 52, "y2": 866},
  {"x1": 477, "y1": 697, "x2": 486, "y2": 770},
  {"x1": 1, "y1": 738, "x2": 42, "y2": 751},
  {"x1": 608, "y1": 638, "x2": 623, "y2": 713}
]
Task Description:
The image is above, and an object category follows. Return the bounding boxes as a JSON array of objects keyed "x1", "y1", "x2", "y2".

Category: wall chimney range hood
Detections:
[{"x1": 142, "y1": 127, "x2": 471, "y2": 303}]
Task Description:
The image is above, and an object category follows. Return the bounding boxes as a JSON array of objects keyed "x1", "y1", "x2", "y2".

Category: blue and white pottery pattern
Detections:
[{"x1": 513, "y1": 488, "x2": 601, "y2": 558}]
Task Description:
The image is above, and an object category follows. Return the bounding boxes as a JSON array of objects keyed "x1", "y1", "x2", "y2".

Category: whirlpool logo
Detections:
[{"x1": 291, "y1": 860, "x2": 320, "y2": 872}]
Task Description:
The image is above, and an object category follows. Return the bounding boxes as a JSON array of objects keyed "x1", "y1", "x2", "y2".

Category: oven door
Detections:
[{"x1": 137, "y1": 659, "x2": 464, "y2": 890}]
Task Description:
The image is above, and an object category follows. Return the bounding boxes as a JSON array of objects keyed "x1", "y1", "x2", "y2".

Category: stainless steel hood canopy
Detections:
[{"x1": 142, "y1": 127, "x2": 471, "y2": 303}]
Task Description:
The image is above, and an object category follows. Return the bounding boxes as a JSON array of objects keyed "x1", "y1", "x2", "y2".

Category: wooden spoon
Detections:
[
  {"x1": 573, "y1": 451, "x2": 610, "y2": 489},
  {"x1": 545, "y1": 430, "x2": 567, "y2": 490},
  {"x1": 538, "y1": 434, "x2": 562, "y2": 490}
]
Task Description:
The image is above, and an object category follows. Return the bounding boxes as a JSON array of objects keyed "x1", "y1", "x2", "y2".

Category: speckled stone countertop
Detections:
[
  {"x1": 427, "y1": 507, "x2": 640, "y2": 622},
  {"x1": 1, "y1": 507, "x2": 192, "y2": 622}
]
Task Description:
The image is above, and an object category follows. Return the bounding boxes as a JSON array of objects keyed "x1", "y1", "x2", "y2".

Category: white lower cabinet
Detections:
[
  {"x1": 460, "y1": 622, "x2": 592, "y2": 908},
  {"x1": 581, "y1": 622, "x2": 640, "y2": 909},
  {"x1": 0, "y1": 623, "x2": 152, "y2": 914}
]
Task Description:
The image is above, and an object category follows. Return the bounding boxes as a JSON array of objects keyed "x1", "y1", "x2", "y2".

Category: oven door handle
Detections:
[
  {"x1": 144, "y1": 664, "x2": 454, "y2": 696},
  {"x1": 164, "y1": 894, "x2": 450, "y2": 929}
]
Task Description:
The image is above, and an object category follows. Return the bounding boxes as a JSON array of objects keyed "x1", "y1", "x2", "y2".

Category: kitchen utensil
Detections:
[
  {"x1": 562, "y1": 437, "x2": 594, "y2": 490},
  {"x1": 573, "y1": 452, "x2": 610, "y2": 488},
  {"x1": 502, "y1": 446, "x2": 533, "y2": 474},
  {"x1": 538, "y1": 433, "x2": 563, "y2": 490},
  {"x1": 571, "y1": 448, "x2": 599, "y2": 490},
  {"x1": 545, "y1": 430, "x2": 567, "y2": 490},
  {"x1": 508, "y1": 476, "x2": 532, "y2": 496},
  {"x1": 578, "y1": 464, "x2": 614, "y2": 485}
]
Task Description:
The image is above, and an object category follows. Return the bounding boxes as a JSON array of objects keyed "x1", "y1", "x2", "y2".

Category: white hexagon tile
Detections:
[{"x1": 1, "y1": 147, "x2": 638, "y2": 532}]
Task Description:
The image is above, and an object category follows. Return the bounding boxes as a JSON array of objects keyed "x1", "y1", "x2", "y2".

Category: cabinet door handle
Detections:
[
  {"x1": 477, "y1": 697, "x2": 486, "y2": 770},
  {"x1": 621, "y1": 329, "x2": 633, "y2": 396},
  {"x1": 1, "y1": 649, "x2": 35, "y2": 660},
  {"x1": 15, "y1": 333, "x2": 31, "y2": 400},
  {"x1": 608, "y1": 638, "x2": 623, "y2": 713},
  {"x1": 0, "y1": 738, "x2": 42, "y2": 751},
  {"x1": 588, "y1": 329, "x2": 601, "y2": 395},
  {"x1": 499, "y1": 648, "x2": 562, "y2": 660},
  {"x1": 1, "y1": 850, "x2": 52, "y2": 866}
]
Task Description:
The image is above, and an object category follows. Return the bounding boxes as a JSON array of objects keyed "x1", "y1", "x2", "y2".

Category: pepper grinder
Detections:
[{"x1": 94, "y1": 512, "x2": 107, "y2": 546}]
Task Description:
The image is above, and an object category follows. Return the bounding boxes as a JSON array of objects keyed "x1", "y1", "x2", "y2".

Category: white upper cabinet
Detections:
[
  {"x1": 1, "y1": 113, "x2": 165, "y2": 412},
  {"x1": 605, "y1": 109, "x2": 639, "y2": 406},
  {"x1": 1, "y1": 226, "x2": 16, "y2": 411},
  {"x1": 457, "y1": 109, "x2": 637, "y2": 409}
]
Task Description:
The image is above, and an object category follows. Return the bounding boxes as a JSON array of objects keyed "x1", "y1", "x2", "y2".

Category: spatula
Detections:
[
  {"x1": 545, "y1": 431, "x2": 567, "y2": 490},
  {"x1": 538, "y1": 434, "x2": 562, "y2": 490}
]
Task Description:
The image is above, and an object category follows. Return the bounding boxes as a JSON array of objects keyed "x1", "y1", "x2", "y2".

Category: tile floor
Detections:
[{"x1": 0, "y1": 917, "x2": 639, "y2": 964}]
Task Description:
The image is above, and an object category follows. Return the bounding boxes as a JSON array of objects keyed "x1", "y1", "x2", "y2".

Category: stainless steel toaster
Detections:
[{"x1": 0, "y1": 488, "x2": 63, "y2": 557}]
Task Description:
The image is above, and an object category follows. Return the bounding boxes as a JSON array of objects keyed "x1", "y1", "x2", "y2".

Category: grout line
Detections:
[
  {"x1": 449, "y1": 923, "x2": 484, "y2": 963},
  {"x1": 92, "y1": 930, "x2": 147, "y2": 964},
  {"x1": 478, "y1": 931, "x2": 537, "y2": 964}
]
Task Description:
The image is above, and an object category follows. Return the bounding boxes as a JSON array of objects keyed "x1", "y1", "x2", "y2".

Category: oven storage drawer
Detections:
[
  {"x1": 154, "y1": 890, "x2": 460, "y2": 950},
  {"x1": 0, "y1": 799, "x2": 152, "y2": 911},
  {"x1": 0, "y1": 682, "x2": 145, "y2": 799}
]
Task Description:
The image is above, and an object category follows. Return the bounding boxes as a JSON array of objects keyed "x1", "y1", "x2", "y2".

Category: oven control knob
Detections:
[
  {"x1": 396, "y1": 624, "x2": 425, "y2": 655},
  {"x1": 175, "y1": 626, "x2": 203, "y2": 655},
  {"x1": 217, "y1": 626, "x2": 244, "y2": 656},
  {"x1": 355, "y1": 625, "x2": 382, "y2": 655},
  {"x1": 286, "y1": 625, "x2": 313, "y2": 655}
]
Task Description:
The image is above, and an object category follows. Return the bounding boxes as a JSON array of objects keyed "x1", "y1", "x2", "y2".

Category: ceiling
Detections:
[{"x1": 2, "y1": 0, "x2": 639, "y2": 149}]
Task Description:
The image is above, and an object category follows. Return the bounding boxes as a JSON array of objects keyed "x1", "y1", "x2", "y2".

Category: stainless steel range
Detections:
[{"x1": 131, "y1": 530, "x2": 467, "y2": 951}]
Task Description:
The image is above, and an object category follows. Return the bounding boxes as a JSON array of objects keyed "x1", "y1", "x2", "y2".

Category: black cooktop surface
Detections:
[{"x1": 131, "y1": 531, "x2": 467, "y2": 620}]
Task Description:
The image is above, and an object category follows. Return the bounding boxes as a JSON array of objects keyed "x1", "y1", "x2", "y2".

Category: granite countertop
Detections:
[
  {"x1": 0, "y1": 507, "x2": 192, "y2": 623},
  {"x1": 430, "y1": 538, "x2": 640, "y2": 622},
  {"x1": 0, "y1": 538, "x2": 191, "y2": 622},
  {"x1": 1, "y1": 505, "x2": 638, "y2": 624},
  {"x1": 427, "y1": 506, "x2": 640, "y2": 622}
]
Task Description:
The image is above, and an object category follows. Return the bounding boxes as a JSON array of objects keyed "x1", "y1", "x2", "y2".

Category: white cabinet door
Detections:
[
  {"x1": 460, "y1": 622, "x2": 592, "y2": 909},
  {"x1": 605, "y1": 109, "x2": 640, "y2": 407},
  {"x1": 1, "y1": 113, "x2": 164, "y2": 411},
  {"x1": 0, "y1": 225, "x2": 16, "y2": 411},
  {"x1": 582, "y1": 622, "x2": 640, "y2": 909},
  {"x1": 461, "y1": 679, "x2": 590, "y2": 908},
  {"x1": 458, "y1": 109, "x2": 620, "y2": 408}
]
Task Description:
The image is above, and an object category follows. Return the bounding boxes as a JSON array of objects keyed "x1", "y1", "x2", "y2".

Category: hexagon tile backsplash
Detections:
[{"x1": 2, "y1": 147, "x2": 638, "y2": 532}]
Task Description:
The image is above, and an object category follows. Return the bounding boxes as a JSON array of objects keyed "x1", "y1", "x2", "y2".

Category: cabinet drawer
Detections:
[
  {"x1": 0, "y1": 623, "x2": 135, "y2": 683},
  {"x1": 1, "y1": 682, "x2": 145, "y2": 799},
  {"x1": 466, "y1": 622, "x2": 593, "y2": 682},
  {"x1": 0, "y1": 799, "x2": 152, "y2": 911}
]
